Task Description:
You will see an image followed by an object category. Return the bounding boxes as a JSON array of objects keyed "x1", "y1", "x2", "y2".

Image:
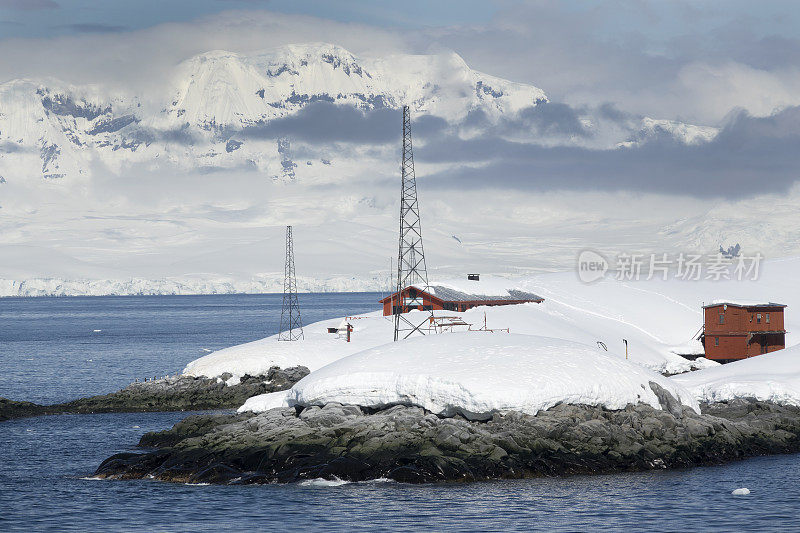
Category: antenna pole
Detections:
[
  {"x1": 393, "y1": 105, "x2": 434, "y2": 341},
  {"x1": 278, "y1": 225, "x2": 304, "y2": 341}
]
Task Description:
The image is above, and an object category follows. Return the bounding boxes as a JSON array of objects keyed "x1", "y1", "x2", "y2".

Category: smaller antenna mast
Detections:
[{"x1": 278, "y1": 225, "x2": 304, "y2": 341}]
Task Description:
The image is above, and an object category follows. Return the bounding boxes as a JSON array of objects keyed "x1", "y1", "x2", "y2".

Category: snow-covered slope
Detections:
[
  {"x1": 672, "y1": 345, "x2": 800, "y2": 406},
  {"x1": 184, "y1": 257, "x2": 800, "y2": 379},
  {"x1": 183, "y1": 311, "x2": 392, "y2": 378},
  {"x1": 239, "y1": 333, "x2": 699, "y2": 420}
]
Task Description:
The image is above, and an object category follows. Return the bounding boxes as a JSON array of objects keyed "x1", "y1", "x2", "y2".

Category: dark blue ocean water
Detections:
[
  {"x1": 1, "y1": 294, "x2": 799, "y2": 532},
  {"x1": 0, "y1": 293, "x2": 383, "y2": 404}
]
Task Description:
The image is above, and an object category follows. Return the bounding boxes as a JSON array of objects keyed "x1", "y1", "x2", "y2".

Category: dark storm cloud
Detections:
[
  {"x1": 0, "y1": 0, "x2": 58, "y2": 10},
  {"x1": 238, "y1": 101, "x2": 586, "y2": 145},
  {"x1": 230, "y1": 101, "x2": 798, "y2": 199},
  {"x1": 0, "y1": 141, "x2": 28, "y2": 153},
  {"x1": 462, "y1": 103, "x2": 590, "y2": 138},
  {"x1": 53, "y1": 23, "x2": 128, "y2": 33},
  {"x1": 417, "y1": 107, "x2": 800, "y2": 199},
  {"x1": 240, "y1": 102, "x2": 407, "y2": 144}
]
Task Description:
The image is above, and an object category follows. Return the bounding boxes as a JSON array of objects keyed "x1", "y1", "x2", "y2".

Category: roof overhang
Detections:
[{"x1": 703, "y1": 302, "x2": 787, "y2": 309}]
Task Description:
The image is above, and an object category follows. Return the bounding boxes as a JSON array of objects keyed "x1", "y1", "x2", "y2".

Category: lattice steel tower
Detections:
[
  {"x1": 393, "y1": 105, "x2": 434, "y2": 341},
  {"x1": 278, "y1": 225, "x2": 304, "y2": 341}
]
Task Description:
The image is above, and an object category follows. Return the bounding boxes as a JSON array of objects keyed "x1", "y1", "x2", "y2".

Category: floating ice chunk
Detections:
[
  {"x1": 299, "y1": 477, "x2": 350, "y2": 487},
  {"x1": 731, "y1": 488, "x2": 750, "y2": 495}
]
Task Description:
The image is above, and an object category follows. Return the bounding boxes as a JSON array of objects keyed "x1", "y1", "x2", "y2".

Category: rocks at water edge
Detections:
[
  {"x1": 0, "y1": 366, "x2": 310, "y2": 421},
  {"x1": 94, "y1": 388, "x2": 800, "y2": 485}
]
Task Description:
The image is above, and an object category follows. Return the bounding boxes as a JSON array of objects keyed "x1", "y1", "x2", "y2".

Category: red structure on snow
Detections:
[
  {"x1": 380, "y1": 282, "x2": 543, "y2": 316},
  {"x1": 702, "y1": 302, "x2": 787, "y2": 362}
]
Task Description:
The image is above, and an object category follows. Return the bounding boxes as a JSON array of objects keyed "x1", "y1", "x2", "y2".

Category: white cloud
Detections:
[{"x1": 0, "y1": 10, "x2": 407, "y2": 95}]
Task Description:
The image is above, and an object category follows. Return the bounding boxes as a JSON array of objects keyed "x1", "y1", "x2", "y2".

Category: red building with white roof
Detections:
[
  {"x1": 380, "y1": 276, "x2": 544, "y2": 316},
  {"x1": 702, "y1": 301, "x2": 787, "y2": 363}
]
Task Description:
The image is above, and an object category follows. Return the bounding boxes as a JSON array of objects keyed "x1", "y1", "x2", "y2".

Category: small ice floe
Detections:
[
  {"x1": 299, "y1": 477, "x2": 351, "y2": 487},
  {"x1": 732, "y1": 488, "x2": 751, "y2": 495}
]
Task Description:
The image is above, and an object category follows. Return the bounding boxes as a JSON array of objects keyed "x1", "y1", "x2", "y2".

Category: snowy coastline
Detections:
[
  {"x1": 239, "y1": 333, "x2": 699, "y2": 420},
  {"x1": 0, "y1": 275, "x2": 387, "y2": 298}
]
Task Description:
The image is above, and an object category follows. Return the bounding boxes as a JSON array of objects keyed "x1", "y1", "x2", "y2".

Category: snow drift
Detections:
[
  {"x1": 672, "y1": 345, "x2": 800, "y2": 406},
  {"x1": 240, "y1": 333, "x2": 699, "y2": 420},
  {"x1": 183, "y1": 312, "x2": 392, "y2": 378}
]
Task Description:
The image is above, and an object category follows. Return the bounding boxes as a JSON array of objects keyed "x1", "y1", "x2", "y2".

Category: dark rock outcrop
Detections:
[
  {"x1": 0, "y1": 366, "x2": 309, "y2": 421},
  {"x1": 0, "y1": 398, "x2": 49, "y2": 421},
  {"x1": 94, "y1": 397, "x2": 800, "y2": 485}
]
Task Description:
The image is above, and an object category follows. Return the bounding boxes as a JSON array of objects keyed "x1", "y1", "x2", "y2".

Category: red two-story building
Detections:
[{"x1": 702, "y1": 301, "x2": 787, "y2": 363}]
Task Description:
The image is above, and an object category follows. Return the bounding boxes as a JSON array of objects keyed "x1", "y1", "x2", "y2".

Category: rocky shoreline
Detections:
[
  {"x1": 0, "y1": 366, "x2": 309, "y2": 422},
  {"x1": 95, "y1": 385, "x2": 800, "y2": 484}
]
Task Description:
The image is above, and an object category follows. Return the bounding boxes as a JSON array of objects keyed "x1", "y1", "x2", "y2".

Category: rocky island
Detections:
[
  {"x1": 95, "y1": 393, "x2": 800, "y2": 484},
  {"x1": 94, "y1": 333, "x2": 800, "y2": 485},
  {"x1": 0, "y1": 366, "x2": 308, "y2": 421}
]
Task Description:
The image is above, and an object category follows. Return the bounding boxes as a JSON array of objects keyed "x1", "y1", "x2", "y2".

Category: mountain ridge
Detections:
[{"x1": 0, "y1": 42, "x2": 715, "y2": 183}]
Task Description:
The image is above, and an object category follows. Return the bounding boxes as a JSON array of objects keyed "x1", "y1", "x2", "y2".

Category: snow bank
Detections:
[
  {"x1": 241, "y1": 333, "x2": 699, "y2": 420},
  {"x1": 239, "y1": 390, "x2": 292, "y2": 413},
  {"x1": 672, "y1": 345, "x2": 800, "y2": 406},
  {"x1": 184, "y1": 311, "x2": 393, "y2": 378}
]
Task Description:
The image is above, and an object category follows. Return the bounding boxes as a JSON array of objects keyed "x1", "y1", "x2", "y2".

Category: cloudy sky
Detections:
[
  {"x1": 2, "y1": 0, "x2": 799, "y2": 123},
  {"x1": 3, "y1": 0, "x2": 798, "y2": 197},
  {"x1": 1, "y1": 0, "x2": 799, "y2": 285}
]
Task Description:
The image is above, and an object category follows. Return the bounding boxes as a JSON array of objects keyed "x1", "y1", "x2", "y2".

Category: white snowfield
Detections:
[
  {"x1": 186, "y1": 271, "x2": 721, "y2": 380},
  {"x1": 183, "y1": 312, "x2": 394, "y2": 378},
  {"x1": 190, "y1": 257, "x2": 800, "y2": 408},
  {"x1": 239, "y1": 333, "x2": 699, "y2": 420},
  {"x1": 672, "y1": 345, "x2": 800, "y2": 406}
]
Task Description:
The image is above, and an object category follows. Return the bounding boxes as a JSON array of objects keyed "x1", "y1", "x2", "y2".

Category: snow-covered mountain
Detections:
[
  {"x1": 0, "y1": 43, "x2": 714, "y2": 183},
  {"x1": 0, "y1": 42, "x2": 739, "y2": 297}
]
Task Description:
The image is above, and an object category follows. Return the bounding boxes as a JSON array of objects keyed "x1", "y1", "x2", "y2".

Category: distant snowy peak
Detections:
[
  {"x1": 162, "y1": 43, "x2": 548, "y2": 130},
  {"x1": 619, "y1": 117, "x2": 719, "y2": 148}
]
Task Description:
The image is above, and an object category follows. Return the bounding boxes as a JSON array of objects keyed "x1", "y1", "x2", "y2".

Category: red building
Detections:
[
  {"x1": 702, "y1": 302, "x2": 787, "y2": 362},
  {"x1": 380, "y1": 282, "x2": 543, "y2": 316}
]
